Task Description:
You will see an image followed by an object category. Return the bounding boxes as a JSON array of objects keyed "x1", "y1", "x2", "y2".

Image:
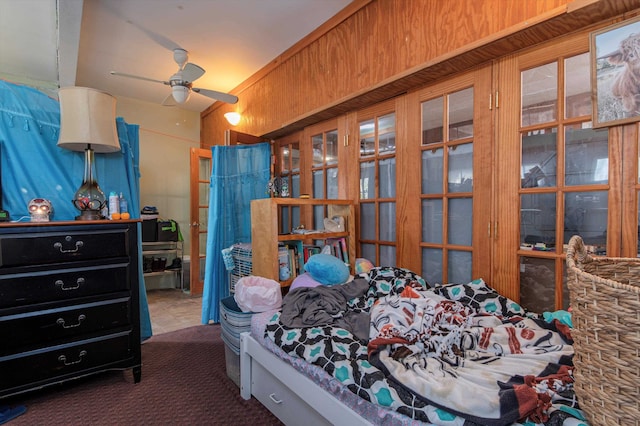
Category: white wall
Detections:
[{"x1": 114, "y1": 96, "x2": 199, "y2": 259}]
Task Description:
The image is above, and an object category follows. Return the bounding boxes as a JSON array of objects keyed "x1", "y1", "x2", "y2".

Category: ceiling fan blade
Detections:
[
  {"x1": 110, "y1": 71, "x2": 169, "y2": 85},
  {"x1": 181, "y1": 63, "x2": 205, "y2": 83},
  {"x1": 192, "y1": 87, "x2": 238, "y2": 104},
  {"x1": 138, "y1": 27, "x2": 181, "y2": 52},
  {"x1": 161, "y1": 93, "x2": 177, "y2": 107}
]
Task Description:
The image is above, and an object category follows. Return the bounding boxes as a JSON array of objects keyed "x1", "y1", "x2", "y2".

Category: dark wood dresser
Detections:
[{"x1": 0, "y1": 220, "x2": 141, "y2": 398}]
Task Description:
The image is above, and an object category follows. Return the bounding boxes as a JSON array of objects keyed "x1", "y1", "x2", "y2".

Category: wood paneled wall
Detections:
[{"x1": 201, "y1": 0, "x2": 639, "y2": 146}]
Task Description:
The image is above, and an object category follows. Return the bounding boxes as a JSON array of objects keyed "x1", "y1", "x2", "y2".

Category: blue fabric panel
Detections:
[
  {"x1": 0, "y1": 80, "x2": 152, "y2": 340},
  {"x1": 202, "y1": 142, "x2": 271, "y2": 324}
]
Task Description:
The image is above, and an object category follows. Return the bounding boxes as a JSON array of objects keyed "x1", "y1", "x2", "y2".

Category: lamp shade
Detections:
[{"x1": 57, "y1": 87, "x2": 121, "y2": 153}]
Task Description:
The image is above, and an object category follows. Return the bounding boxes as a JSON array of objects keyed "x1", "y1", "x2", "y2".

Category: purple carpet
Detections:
[{"x1": 3, "y1": 324, "x2": 283, "y2": 425}]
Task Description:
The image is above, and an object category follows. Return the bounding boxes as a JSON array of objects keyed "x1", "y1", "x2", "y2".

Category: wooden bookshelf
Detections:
[{"x1": 250, "y1": 198, "x2": 356, "y2": 288}]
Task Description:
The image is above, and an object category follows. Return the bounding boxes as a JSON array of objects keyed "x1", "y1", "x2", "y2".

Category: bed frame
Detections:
[{"x1": 239, "y1": 332, "x2": 373, "y2": 426}]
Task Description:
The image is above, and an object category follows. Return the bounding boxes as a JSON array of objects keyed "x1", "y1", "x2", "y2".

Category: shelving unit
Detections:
[
  {"x1": 251, "y1": 198, "x2": 355, "y2": 288},
  {"x1": 142, "y1": 241, "x2": 183, "y2": 290}
]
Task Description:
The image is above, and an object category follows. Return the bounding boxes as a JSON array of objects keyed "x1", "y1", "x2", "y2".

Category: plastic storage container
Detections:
[{"x1": 219, "y1": 296, "x2": 253, "y2": 387}]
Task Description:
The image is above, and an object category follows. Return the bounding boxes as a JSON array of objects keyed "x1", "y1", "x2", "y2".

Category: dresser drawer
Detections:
[
  {"x1": 0, "y1": 264, "x2": 130, "y2": 309},
  {"x1": 0, "y1": 298, "x2": 131, "y2": 355},
  {"x1": 0, "y1": 332, "x2": 135, "y2": 392},
  {"x1": 0, "y1": 229, "x2": 129, "y2": 267}
]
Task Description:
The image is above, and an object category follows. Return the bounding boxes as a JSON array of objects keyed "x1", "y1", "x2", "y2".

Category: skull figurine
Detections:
[{"x1": 28, "y1": 198, "x2": 52, "y2": 222}]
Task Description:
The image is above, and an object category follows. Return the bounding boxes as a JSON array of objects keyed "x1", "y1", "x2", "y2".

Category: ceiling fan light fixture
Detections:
[
  {"x1": 224, "y1": 112, "x2": 241, "y2": 126},
  {"x1": 172, "y1": 85, "x2": 190, "y2": 103}
]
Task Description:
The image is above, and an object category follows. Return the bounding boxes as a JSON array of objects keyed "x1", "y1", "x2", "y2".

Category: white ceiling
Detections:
[{"x1": 0, "y1": 0, "x2": 352, "y2": 112}]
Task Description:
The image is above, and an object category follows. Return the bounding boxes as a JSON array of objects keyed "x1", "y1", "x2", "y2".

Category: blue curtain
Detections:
[
  {"x1": 0, "y1": 80, "x2": 152, "y2": 340},
  {"x1": 201, "y1": 142, "x2": 271, "y2": 324}
]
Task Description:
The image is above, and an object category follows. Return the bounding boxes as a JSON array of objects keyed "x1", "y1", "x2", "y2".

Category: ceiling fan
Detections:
[{"x1": 110, "y1": 48, "x2": 238, "y2": 105}]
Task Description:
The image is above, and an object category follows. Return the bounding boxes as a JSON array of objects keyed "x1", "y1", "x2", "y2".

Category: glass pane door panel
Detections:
[
  {"x1": 326, "y1": 130, "x2": 338, "y2": 165},
  {"x1": 421, "y1": 98, "x2": 444, "y2": 145},
  {"x1": 292, "y1": 206, "x2": 301, "y2": 230},
  {"x1": 448, "y1": 198, "x2": 472, "y2": 245},
  {"x1": 312, "y1": 134, "x2": 323, "y2": 167},
  {"x1": 422, "y1": 248, "x2": 443, "y2": 285},
  {"x1": 379, "y1": 202, "x2": 396, "y2": 241},
  {"x1": 564, "y1": 191, "x2": 608, "y2": 248},
  {"x1": 360, "y1": 161, "x2": 375, "y2": 199},
  {"x1": 564, "y1": 53, "x2": 592, "y2": 119},
  {"x1": 291, "y1": 174, "x2": 300, "y2": 198},
  {"x1": 281, "y1": 146, "x2": 290, "y2": 174},
  {"x1": 520, "y1": 256, "x2": 555, "y2": 313},
  {"x1": 422, "y1": 148, "x2": 443, "y2": 194},
  {"x1": 521, "y1": 62, "x2": 558, "y2": 127},
  {"x1": 379, "y1": 113, "x2": 396, "y2": 154},
  {"x1": 360, "y1": 203, "x2": 376, "y2": 240},
  {"x1": 312, "y1": 170, "x2": 324, "y2": 198},
  {"x1": 280, "y1": 207, "x2": 290, "y2": 234},
  {"x1": 326, "y1": 167, "x2": 338, "y2": 199},
  {"x1": 313, "y1": 205, "x2": 324, "y2": 231},
  {"x1": 448, "y1": 87, "x2": 474, "y2": 140},
  {"x1": 198, "y1": 233, "x2": 207, "y2": 257},
  {"x1": 422, "y1": 199, "x2": 443, "y2": 243},
  {"x1": 448, "y1": 143, "x2": 473, "y2": 192},
  {"x1": 448, "y1": 250, "x2": 472, "y2": 284},
  {"x1": 361, "y1": 243, "x2": 376, "y2": 264},
  {"x1": 360, "y1": 119, "x2": 375, "y2": 157},
  {"x1": 565, "y1": 125, "x2": 608, "y2": 185},
  {"x1": 291, "y1": 143, "x2": 300, "y2": 172},
  {"x1": 199, "y1": 157, "x2": 210, "y2": 180},
  {"x1": 198, "y1": 182, "x2": 209, "y2": 206},
  {"x1": 521, "y1": 128, "x2": 557, "y2": 188},
  {"x1": 379, "y1": 158, "x2": 396, "y2": 198},
  {"x1": 198, "y1": 208, "x2": 208, "y2": 232},
  {"x1": 380, "y1": 245, "x2": 396, "y2": 267},
  {"x1": 520, "y1": 193, "x2": 556, "y2": 246}
]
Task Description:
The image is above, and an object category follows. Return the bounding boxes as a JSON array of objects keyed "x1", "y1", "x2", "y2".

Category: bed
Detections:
[{"x1": 240, "y1": 267, "x2": 583, "y2": 426}]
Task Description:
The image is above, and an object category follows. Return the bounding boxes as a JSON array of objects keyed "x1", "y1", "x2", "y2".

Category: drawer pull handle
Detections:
[
  {"x1": 54, "y1": 240, "x2": 84, "y2": 253},
  {"x1": 58, "y1": 350, "x2": 87, "y2": 366},
  {"x1": 57, "y1": 314, "x2": 86, "y2": 329},
  {"x1": 55, "y1": 277, "x2": 85, "y2": 291},
  {"x1": 269, "y1": 393, "x2": 283, "y2": 404}
]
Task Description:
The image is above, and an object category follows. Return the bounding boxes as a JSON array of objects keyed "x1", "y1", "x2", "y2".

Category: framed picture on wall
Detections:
[{"x1": 591, "y1": 15, "x2": 640, "y2": 128}]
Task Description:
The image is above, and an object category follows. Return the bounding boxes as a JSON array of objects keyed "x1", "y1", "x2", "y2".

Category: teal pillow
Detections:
[{"x1": 304, "y1": 253, "x2": 350, "y2": 285}]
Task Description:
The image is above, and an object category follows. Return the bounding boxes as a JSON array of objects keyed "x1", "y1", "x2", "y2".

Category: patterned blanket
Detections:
[{"x1": 265, "y1": 267, "x2": 585, "y2": 426}]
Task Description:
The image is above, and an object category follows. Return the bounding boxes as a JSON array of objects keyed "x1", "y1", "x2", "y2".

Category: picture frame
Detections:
[{"x1": 591, "y1": 15, "x2": 640, "y2": 128}]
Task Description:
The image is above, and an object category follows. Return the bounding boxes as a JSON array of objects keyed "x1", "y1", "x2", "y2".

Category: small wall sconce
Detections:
[{"x1": 224, "y1": 112, "x2": 241, "y2": 126}]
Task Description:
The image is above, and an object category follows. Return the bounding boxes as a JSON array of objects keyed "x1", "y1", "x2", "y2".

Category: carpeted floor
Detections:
[{"x1": 3, "y1": 324, "x2": 283, "y2": 425}]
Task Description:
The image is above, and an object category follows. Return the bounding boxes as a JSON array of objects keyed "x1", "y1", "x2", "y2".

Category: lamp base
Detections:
[{"x1": 75, "y1": 210, "x2": 104, "y2": 221}]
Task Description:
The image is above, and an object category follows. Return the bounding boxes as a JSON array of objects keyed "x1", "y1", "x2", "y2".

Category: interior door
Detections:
[
  {"x1": 189, "y1": 148, "x2": 212, "y2": 296},
  {"x1": 189, "y1": 130, "x2": 265, "y2": 296}
]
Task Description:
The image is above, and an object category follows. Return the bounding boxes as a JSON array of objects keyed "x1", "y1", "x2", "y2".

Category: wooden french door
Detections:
[
  {"x1": 189, "y1": 148, "x2": 212, "y2": 296},
  {"x1": 189, "y1": 130, "x2": 265, "y2": 296},
  {"x1": 407, "y1": 66, "x2": 493, "y2": 287}
]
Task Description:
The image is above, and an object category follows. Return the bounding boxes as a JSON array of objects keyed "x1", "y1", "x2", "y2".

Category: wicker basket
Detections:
[{"x1": 565, "y1": 235, "x2": 640, "y2": 426}]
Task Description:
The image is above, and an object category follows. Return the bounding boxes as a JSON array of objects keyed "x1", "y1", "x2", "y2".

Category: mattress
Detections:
[{"x1": 250, "y1": 310, "x2": 436, "y2": 426}]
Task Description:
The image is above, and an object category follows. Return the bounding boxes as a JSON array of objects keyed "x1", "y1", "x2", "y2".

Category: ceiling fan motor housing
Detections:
[{"x1": 171, "y1": 85, "x2": 190, "y2": 103}]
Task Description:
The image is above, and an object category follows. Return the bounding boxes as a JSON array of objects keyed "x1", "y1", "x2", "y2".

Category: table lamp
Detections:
[{"x1": 57, "y1": 87, "x2": 121, "y2": 220}]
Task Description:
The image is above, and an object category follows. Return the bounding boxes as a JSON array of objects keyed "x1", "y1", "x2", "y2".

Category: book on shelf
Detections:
[
  {"x1": 303, "y1": 244, "x2": 322, "y2": 263},
  {"x1": 278, "y1": 245, "x2": 290, "y2": 280},
  {"x1": 324, "y1": 237, "x2": 349, "y2": 265},
  {"x1": 279, "y1": 240, "x2": 304, "y2": 279}
]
